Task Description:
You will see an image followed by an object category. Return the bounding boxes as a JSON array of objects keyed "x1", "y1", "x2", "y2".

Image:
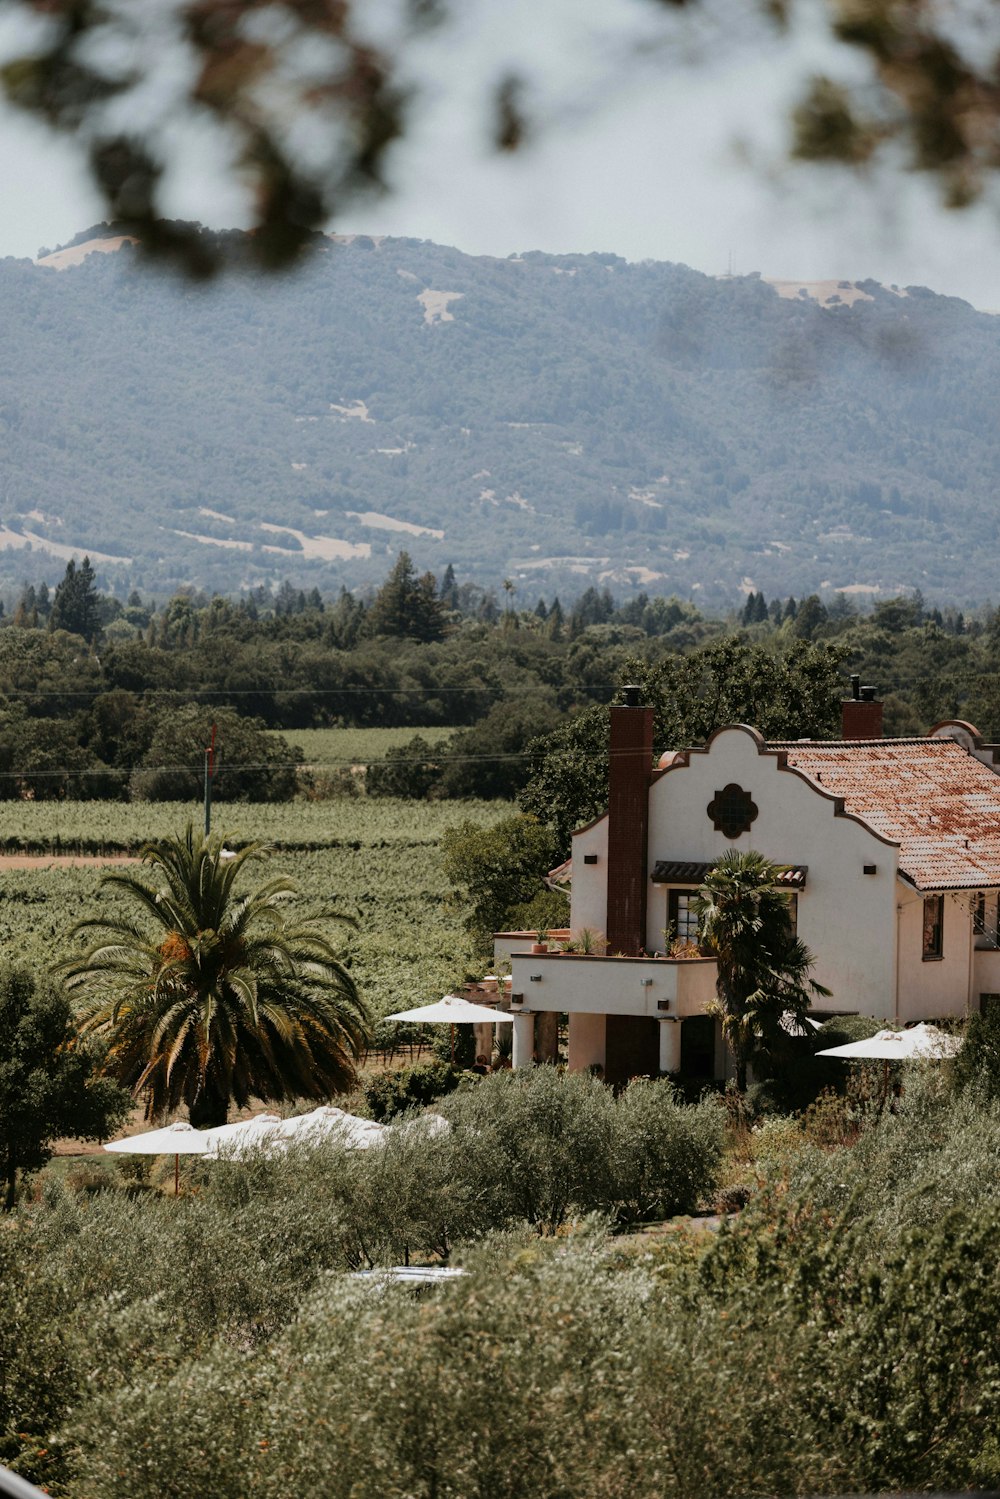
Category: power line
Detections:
[
  {"x1": 0, "y1": 682, "x2": 621, "y2": 700},
  {"x1": 0, "y1": 749, "x2": 574, "y2": 780}
]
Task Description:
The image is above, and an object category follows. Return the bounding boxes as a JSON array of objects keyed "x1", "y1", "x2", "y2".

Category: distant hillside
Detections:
[{"x1": 2, "y1": 226, "x2": 999, "y2": 605}]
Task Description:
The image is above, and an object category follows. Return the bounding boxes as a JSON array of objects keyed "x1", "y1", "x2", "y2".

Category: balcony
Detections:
[{"x1": 508, "y1": 950, "x2": 717, "y2": 1021}]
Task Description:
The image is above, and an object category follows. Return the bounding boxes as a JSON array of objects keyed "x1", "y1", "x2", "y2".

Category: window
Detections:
[
  {"x1": 922, "y1": 894, "x2": 944, "y2": 960},
  {"x1": 668, "y1": 889, "x2": 700, "y2": 947},
  {"x1": 976, "y1": 893, "x2": 1000, "y2": 948}
]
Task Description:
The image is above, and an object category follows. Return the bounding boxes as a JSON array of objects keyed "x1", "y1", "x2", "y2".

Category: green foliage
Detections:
[
  {"x1": 441, "y1": 812, "x2": 561, "y2": 954},
  {"x1": 521, "y1": 637, "x2": 842, "y2": 844},
  {"x1": 952, "y1": 1002, "x2": 1000, "y2": 1101},
  {"x1": 693, "y1": 849, "x2": 830, "y2": 1092},
  {"x1": 437, "y1": 1069, "x2": 723, "y2": 1231},
  {"x1": 49, "y1": 557, "x2": 101, "y2": 642},
  {"x1": 437, "y1": 696, "x2": 563, "y2": 799},
  {"x1": 365, "y1": 551, "x2": 446, "y2": 642},
  {"x1": 60, "y1": 823, "x2": 371, "y2": 1126},
  {"x1": 9, "y1": 1075, "x2": 1000, "y2": 1497},
  {"x1": 363, "y1": 1060, "x2": 460, "y2": 1121},
  {"x1": 0, "y1": 966, "x2": 129, "y2": 1208},
  {"x1": 131, "y1": 705, "x2": 301, "y2": 802},
  {"x1": 364, "y1": 733, "x2": 443, "y2": 798}
]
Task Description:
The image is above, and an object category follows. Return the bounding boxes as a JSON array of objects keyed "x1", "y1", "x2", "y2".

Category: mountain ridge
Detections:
[{"x1": 3, "y1": 226, "x2": 997, "y2": 605}]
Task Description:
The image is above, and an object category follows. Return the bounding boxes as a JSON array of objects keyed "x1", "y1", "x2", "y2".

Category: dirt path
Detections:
[{"x1": 0, "y1": 853, "x2": 139, "y2": 868}]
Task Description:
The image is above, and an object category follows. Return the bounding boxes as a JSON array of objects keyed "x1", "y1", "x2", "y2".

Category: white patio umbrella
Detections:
[
  {"x1": 202, "y1": 1107, "x2": 387, "y2": 1159},
  {"x1": 104, "y1": 1120, "x2": 212, "y2": 1195},
  {"x1": 815, "y1": 1022, "x2": 962, "y2": 1061},
  {"x1": 201, "y1": 1112, "x2": 284, "y2": 1157},
  {"x1": 815, "y1": 1022, "x2": 962, "y2": 1111},
  {"x1": 778, "y1": 1012, "x2": 824, "y2": 1037},
  {"x1": 393, "y1": 1111, "x2": 451, "y2": 1140},
  {"x1": 385, "y1": 994, "x2": 514, "y2": 1064},
  {"x1": 280, "y1": 1105, "x2": 387, "y2": 1150}
]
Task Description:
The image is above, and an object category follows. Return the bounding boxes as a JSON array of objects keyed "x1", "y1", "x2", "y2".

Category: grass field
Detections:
[
  {"x1": 266, "y1": 725, "x2": 460, "y2": 765},
  {"x1": 0, "y1": 798, "x2": 508, "y2": 1028}
]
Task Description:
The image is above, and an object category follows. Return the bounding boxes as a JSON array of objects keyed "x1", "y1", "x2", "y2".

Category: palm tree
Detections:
[
  {"x1": 692, "y1": 849, "x2": 830, "y2": 1092},
  {"x1": 60, "y1": 824, "x2": 371, "y2": 1127}
]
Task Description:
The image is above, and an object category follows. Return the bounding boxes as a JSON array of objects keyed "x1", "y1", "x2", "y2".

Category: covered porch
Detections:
[{"x1": 508, "y1": 950, "x2": 719, "y2": 1085}]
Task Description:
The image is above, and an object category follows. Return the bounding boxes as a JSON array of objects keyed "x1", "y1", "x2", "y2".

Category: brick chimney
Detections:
[
  {"x1": 842, "y1": 675, "x2": 883, "y2": 740},
  {"x1": 605, "y1": 686, "x2": 654, "y2": 954}
]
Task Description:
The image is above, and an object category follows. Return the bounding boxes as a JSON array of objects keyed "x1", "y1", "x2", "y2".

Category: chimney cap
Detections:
[
  {"x1": 849, "y1": 674, "x2": 861, "y2": 700},
  {"x1": 860, "y1": 684, "x2": 877, "y2": 702},
  {"x1": 621, "y1": 684, "x2": 642, "y2": 709}
]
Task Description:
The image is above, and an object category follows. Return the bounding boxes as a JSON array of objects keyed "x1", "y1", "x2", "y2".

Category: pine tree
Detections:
[
  {"x1": 49, "y1": 557, "x2": 101, "y2": 642},
  {"x1": 367, "y1": 554, "x2": 445, "y2": 641},
  {"x1": 439, "y1": 563, "x2": 459, "y2": 611}
]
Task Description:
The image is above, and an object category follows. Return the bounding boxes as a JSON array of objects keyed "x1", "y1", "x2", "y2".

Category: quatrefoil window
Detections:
[{"x1": 707, "y1": 783, "x2": 758, "y2": 839}]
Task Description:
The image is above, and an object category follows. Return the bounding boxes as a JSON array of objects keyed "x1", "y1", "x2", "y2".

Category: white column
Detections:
[
  {"x1": 658, "y1": 1017, "x2": 681, "y2": 1075},
  {"x1": 512, "y1": 1011, "x2": 536, "y2": 1068}
]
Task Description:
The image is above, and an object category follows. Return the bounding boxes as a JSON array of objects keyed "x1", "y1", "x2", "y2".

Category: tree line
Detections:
[{"x1": 3, "y1": 552, "x2": 1000, "y2": 808}]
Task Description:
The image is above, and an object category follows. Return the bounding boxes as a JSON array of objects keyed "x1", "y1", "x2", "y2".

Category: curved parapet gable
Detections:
[
  {"x1": 655, "y1": 723, "x2": 900, "y2": 849},
  {"x1": 929, "y1": 719, "x2": 1000, "y2": 769}
]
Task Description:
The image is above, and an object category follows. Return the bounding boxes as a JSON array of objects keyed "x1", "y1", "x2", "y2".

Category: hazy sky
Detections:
[{"x1": 1, "y1": 0, "x2": 999, "y2": 306}]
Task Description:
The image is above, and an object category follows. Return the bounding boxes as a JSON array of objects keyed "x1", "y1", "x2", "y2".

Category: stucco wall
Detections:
[
  {"x1": 646, "y1": 727, "x2": 899, "y2": 1020},
  {"x1": 973, "y1": 946, "x2": 1000, "y2": 1004},
  {"x1": 569, "y1": 814, "x2": 609, "y2": 936},
  {"x1": 897, "y1": 885, "x2": 974, "y2": 1020},
  {"x1": 509, "y1": 951, "x2": 716, "y2": 1019}
]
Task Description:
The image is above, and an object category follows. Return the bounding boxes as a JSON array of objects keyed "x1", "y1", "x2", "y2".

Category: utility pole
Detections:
[{"x1": 204, "y1": 723, "x2": 217, "y2": 836}]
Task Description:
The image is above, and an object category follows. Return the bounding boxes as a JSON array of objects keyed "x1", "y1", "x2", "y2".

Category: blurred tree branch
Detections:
[{"x1": 3, "y1": 0, "x2": 999, "y2": 274}]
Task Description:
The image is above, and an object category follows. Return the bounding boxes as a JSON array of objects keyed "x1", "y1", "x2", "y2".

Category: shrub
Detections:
[
  {"x1": 608, "y1": 1078, "x2": 724, "y2": 1223},
  {"x1": 439, "y1": 1067, "x2": 618, "y2": 1231},
  {"x1": 952, "y1": 1001, "x2": 1000, "y2": 1100},
  {"x1": 439, "y1": 1068, "x2": 723, "y2": 1231},
  {"x1": 365, "y1": 735, "x2": 445, "y2": 798},
  {"x1": 15, "y1": 1080, "x2": 1000, "y2": 1499},
  {"x1": 364, "y1": 1060, "x2": 460, "y2": 1121},
  {"x1": 71, "y1": 1227, "x2": 657, "y2": 1499}
]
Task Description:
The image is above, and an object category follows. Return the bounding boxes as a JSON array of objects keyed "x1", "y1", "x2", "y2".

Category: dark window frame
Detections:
[
  {"x1": 668, "y1": 888, "x2": 701, "y2": 947},
  {"x1": 976, "y1": 892, "x2": 1000, "y2": 948},
  {"x1": 922, "y1": 893, "x2": 944, "y2": 960}
]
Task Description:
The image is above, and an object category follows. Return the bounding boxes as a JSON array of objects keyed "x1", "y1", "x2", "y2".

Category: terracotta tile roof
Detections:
[{"x1": 774, "y1": 738, "x2": 1000, "y2": 890}]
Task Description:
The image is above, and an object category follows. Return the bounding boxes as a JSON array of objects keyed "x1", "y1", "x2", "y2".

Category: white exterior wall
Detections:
[
  {"x1": 896, "y1": 885, "x2": 974, "y2": 1021},
  {"x1": 569, "y1": 814, "x2": 609, "y2": 936},
  {"x1": 646, "y1": 727, "x2": 899, "y2": 1020},
  {"x1": 493, "y1": 933, "x2": 540, "y2": 962},
  {"x1": 973, "y1": 947, "x2": 1000, "y2": 1003},
  {"x1": 509, "y1": 952, "x2": 717, "y2": 1018}
]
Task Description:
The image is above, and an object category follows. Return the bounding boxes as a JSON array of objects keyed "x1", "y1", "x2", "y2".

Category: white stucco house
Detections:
[{"x1": 495, "y1": 684, "x2": 1000, "y2": 1086}]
